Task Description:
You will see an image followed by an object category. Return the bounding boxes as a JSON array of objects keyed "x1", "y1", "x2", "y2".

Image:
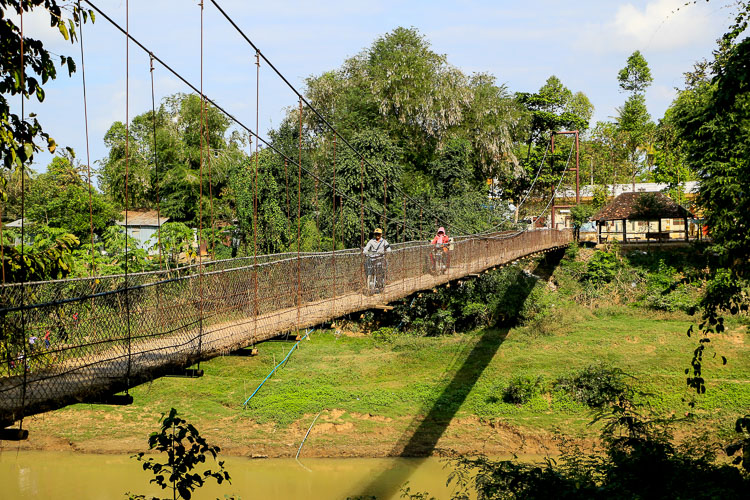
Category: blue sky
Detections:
[{"x1": 10, "y1": 0, "x2": 737, "y2": 173}]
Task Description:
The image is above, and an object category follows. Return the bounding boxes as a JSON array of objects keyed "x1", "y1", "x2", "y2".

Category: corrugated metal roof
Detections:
[
  {"x1": 4, "y1": 218, "x2": 31, "y2": 228},
  {"x1": 591, "y1": 192, "x2": 691, "y2": 222},
  {"x1": 116, "y1": 210, "x2": 170, "y2": 227},
  {"x1": 557, "y1": 181, "x2": 699, "y2": 199}
]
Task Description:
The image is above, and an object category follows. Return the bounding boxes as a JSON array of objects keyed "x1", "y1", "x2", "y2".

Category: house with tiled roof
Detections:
[{"x1": 590, "y1": 192, "x2": 698, "y2": 244}]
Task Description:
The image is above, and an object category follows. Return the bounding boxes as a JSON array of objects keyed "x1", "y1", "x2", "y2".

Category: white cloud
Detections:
[
  {"x1": 614, "y1": 0, "x2": 709, "y2": 49},
  {"x1": 578, "y1": 0, "x2": 721, "y2": 54}
]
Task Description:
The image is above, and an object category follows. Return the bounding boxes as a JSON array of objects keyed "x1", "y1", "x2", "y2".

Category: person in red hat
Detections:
[{"x1": 430, "y1": 227, "x2": 451, "y2": 272}]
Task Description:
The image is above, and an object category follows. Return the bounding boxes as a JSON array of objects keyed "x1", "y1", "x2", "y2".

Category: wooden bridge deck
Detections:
[{"x1": 0, "y1": 229, "x2": 571, "y2": 427}]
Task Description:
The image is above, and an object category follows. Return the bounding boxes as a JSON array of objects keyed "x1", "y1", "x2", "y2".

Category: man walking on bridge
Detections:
[{"x1": 363, "y1": 228, "x2": 391, "y2": 293}]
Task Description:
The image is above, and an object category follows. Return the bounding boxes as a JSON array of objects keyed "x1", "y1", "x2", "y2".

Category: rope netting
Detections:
[{"x1": 0, "y1": 229, "x2": 571, "y2": 424}]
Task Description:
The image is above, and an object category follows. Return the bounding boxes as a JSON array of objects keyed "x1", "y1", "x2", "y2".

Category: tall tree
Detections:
[
  {"x1": 99, "y1": 93, "x2": 238, "y2": 225},
  {"x1": 0, "y1": 1, "x2": 93, "y2": 173},
  {"x1": 670, "y1": 2, "x2": 750, "y2": 394},
  {"x1": 617, "y1": 50, "x2": 654, "y2": 94},
  {"x1": 27, "y1": 155, "x2": 118, "y2": 239},
  {"x1": 616, "y1": 51, "x2": 655, "y2": 187}
]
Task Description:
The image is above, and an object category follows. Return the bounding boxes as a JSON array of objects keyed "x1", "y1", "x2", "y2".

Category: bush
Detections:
[
  {"x1": 502, "y1": 375, "x2": 543, "y2": 404},
  {"x1": 639, "y1": 259, "x2": 701, "y2": 313},
  {"x1": 372, "y1": 326, "x2": 397, "y2": 342},
  {"x1": 555, "y1": 364, "x2": 629, "y2": 408},
  {"x1": 564, "y1": 241, "x2": 579, "y2": 260},
  {"x1": 584, "y1": 250, "x2": 620, "y2": 284},
  {"x1": 461, "y1": 302, "x2": 491, "y2": 328}
]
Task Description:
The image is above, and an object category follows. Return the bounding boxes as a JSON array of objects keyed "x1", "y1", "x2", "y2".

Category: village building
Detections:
[
  {"x1": 590, "y1": 191, "x2": 699, "y2": 244},
  {"x1": 116, "y1": 210, "x2": 170, "y2": 253}
]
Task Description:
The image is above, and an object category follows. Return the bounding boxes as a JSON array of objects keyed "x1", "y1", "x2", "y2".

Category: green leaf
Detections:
[{"x1": 58, "y1": 21, "x2": 70, "y2": 41}]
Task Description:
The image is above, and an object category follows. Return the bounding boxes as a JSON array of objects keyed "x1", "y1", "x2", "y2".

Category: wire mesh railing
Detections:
[{"x1": 0, "y1": 228, "x2": 571, "y2": 425}]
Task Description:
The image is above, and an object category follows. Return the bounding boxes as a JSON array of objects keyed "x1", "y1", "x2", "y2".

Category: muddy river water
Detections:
[{"x1": 1, "y1": 451, "x2": 464, "y2": 499}]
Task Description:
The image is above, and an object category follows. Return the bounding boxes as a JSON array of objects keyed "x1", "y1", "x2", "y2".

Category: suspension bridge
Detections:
[
  {"x1": 0, "y1": 230, "x2": 571, "y2": 428},
  {"x1": 2, "y1": 1, "x2": 577, "y2": 432}
]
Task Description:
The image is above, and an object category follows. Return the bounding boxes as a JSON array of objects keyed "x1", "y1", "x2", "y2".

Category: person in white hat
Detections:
[{"x1": 363, "y1": 228, "x2": 391, "y2": 293}]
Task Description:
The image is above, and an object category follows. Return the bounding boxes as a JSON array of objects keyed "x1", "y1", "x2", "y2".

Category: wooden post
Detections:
[
  {"x1": 622, "y1": 219, "x2": 627, "y2": 243},
  {"x1": 658, "y1": 218, "x2": 662, "y2": 242},
  {"x1": 597, "y1": 222, "x2": 602, "y2": 244},
  {"x1": 684, "y1": 217, "x2": 689, "y2": 241}
]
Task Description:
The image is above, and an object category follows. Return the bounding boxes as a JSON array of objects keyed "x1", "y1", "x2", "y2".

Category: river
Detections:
[{"x1": 0, "y1": 451, "x2": 463, "y2": 499}]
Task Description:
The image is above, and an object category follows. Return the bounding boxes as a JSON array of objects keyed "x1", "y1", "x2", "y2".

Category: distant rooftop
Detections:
[
  {"x1": 116, "y1": 210, "x2": 170, "y2": 227},
  {"x1": 556, "y1": 181, "x2": 699, "y2": 199},
  {"x1": 591, "y1": 192, "x2": 692, "y2": 222},
  {"x1": 4, "y1": 218, "x2": 32, "y2": 228}
]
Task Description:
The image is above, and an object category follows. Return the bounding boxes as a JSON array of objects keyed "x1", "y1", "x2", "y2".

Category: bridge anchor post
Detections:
[
  {"x1": 0, "y1": 428, "x2": 29, "y2": 441},
  {"x1": 166, "y1": 368, "x2": 204, "y2": 378},
  {"x1": 90, "y1": 394, "x2": 134, "y2": 406}
]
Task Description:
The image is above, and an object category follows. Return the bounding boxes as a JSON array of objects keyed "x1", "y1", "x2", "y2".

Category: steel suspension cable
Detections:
[
  {"x1": 197, "y1": 0, "x2": 206, "y2": 365},
  {"x1": 284, "y1": 158, "x2": 290, "y2": 220},
  {"x1": 535, "y1": 139, "x2": 575, "y2": 223},
  {"x1": 77, "y1": 0, "x2": 96, "y2": 275},
  {"x1": 206, "y1": 0, "x2": 471, "y2": 235},
  {"x1": 331, "y1": 134, "x2": 337, "y2": 315},
  {"x1": 314, "y1": 139, "x2": 321, "y2": 252},
  {"x1": 205, "y1": 108, "x2": 216, "y2": 260},
  {"x1": 78, "y1": 0, "x2": 100, "y2": 350},
  {"x1": 124, "y1": 0, "x2": 132, "y2": 391},
  {"x1": 81, "y1": 0, "x2": 427, "y2": 242},
  {"x1": 253, "y1": 50, "x2": 259, "y2": 336},
  {"x1": 296, "y1": 98, "x2": 302, "y2": 333},
  {"x1": 19, "y1": 5, "x2": 27, "y2": 429},
  {"x1": 382, "y1": 177, "x2": 387, "y2": 233},
  {"x1": 359, "y1": 158, "x2": 364, "y2": 249},
  {"x1": 149, "y1": 55, "x2": 163, "y2": 267},
  {"x1": 359, "y1": 156, "x2": 364, "y2": 309}
]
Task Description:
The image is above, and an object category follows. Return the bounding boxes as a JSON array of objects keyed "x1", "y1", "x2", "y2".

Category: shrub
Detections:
[
  {"x1": 564, "y1": 241, "x2": 579, "y2": 260},
  {"x1": 372, "y1": 326, "x2": 397, "y2": 342},
  {"x1": 461, "y1": 302, "x2": 491, "y2": 328},
  {"x1": 584, "y1": 250, "x2": 620, "y2": 284},
  {"x1": 426, "y1": 309, "x2": 455, "y2": 336},
  {"x1": 639, "y1": 260, "x2": 701, "y2": 313},
  {"x1": 502, "y1": 375, "x2": 543, "y2": 404},
  {"x1": 555, "y1": 364, "x2": 629, "y2": 408}
]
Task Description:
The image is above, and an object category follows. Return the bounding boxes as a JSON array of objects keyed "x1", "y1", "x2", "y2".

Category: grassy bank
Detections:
[{"x1": 13, "y1": 302, "x2": 749, "y2": 457}]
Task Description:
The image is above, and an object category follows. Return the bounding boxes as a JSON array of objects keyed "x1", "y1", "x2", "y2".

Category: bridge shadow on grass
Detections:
[{"x1": 356, "y1": 250, "x2": 564, "y2": 499}]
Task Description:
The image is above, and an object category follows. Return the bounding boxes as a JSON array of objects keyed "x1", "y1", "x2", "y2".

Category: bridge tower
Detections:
[{"x1": 550, "y1": 130, "x2": 580, "y2": 230}]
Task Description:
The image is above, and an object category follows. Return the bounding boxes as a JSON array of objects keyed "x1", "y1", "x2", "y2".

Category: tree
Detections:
[
  {"x1": 26, "y1": 155, "x2": 118, "y2": 240},
  {"x1": 0, "y1": 1, "x2": 94, "y2": 285},
  {"x1": 617, "y1": 50, "x2": 654, "y2": 94},
  {"x1": 461, "y1": 73, "x2": 525, "y2": 178},
  {"x1": 511, "y1": 76, "x2": 593, "y2": 212},
  {"x1": 0, "y1": 1, "x2": 94, "y2": 173},
  {"x1": 130, "y1": 408, "x2": 232, "y2": 500},
  {"x1": 229, "y1": 150, "x2": 288, "y2": 255},
  {"x1": 516, "y1": 76, "x2": 592, "y2": 150},
  {"x1": 0, "y1": 225, "x2": 78, "y2": 284},
  {"x1": 327, "y1": 128, "x2": 403, "y2": 247},
  {"x1": 149, "y1": 222, "x2": 194, "y2": 268},
  {"x1": 570, "y1": 204, "x2": 594, "y2": 239},
  {"x1": 652, "y1": 110, "x2": 693, "y2": 204},
  {"x1": 615, "y1": 51, "x2": 655, "y2": 187},
  {"x1": 99, "y1": 93, "x2": 237, "y2": 225},
  {"x1": 670, "y1": 3, "x2": 750, "y2": 394}
]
